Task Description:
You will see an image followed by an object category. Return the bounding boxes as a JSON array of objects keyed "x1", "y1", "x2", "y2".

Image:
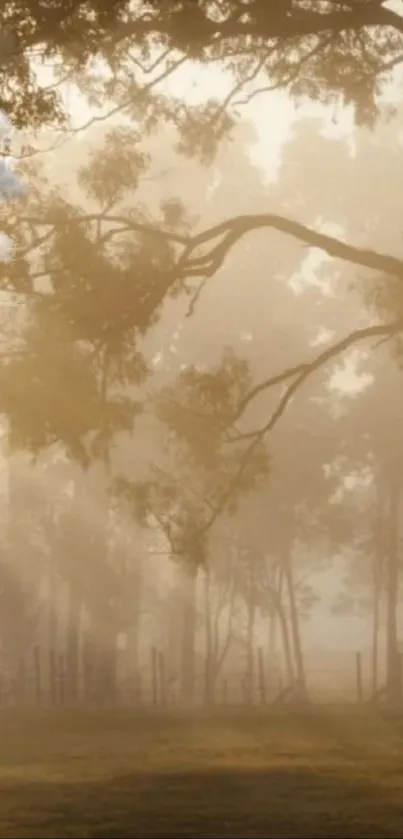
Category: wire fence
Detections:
[{"x1": 0, "y1": 646, "x2": 392, "y2": 710}]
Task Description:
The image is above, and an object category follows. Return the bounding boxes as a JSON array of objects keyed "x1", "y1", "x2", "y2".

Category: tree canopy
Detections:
[{"x1": 1, "y1": 0, "x2": 403, "y2": 129}]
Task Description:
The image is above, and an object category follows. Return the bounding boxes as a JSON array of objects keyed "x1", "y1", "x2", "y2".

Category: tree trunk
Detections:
[
  {"x1": 264, "y1": 566, "x2": 294, "y2": 685},
  {"x1": 179, "y1": 561, "x2": 198, "y2": 707},
  {"x1": 385, "y1": 467, "x2": 402, "y2": 705},
  {"x1": 283, "y1": 547, "x2": 307, "y2": 696},
  {"x1": 84, "y1": 462, "x2": 118, "y2": 705},
  {"x1": 203, "y1": 566, "x2": 214, "y2": 706},
  {"x1": 277, "y1": 604, "x2": 294, "y2": 685},
  {"x1": 371, "y1": 554, "x2": 381, "y2": 699},
  {"x1": 65, "y1": 584, "x2": 82, "y2": 704},
  {"x1": 47, "y1": 515, "x2": 59, "y2": 707},
  {"x1": 273, "y1": 566, "x2": 294, "y2": 686},
  {"x1": 122, "y1": 541, "x2": 144, "y2": 681},
  {"x1": 246, "y1": 572, "x2": 257, "y2": 705},
  {"x1": 371, "y1": 484, "x2": 385, "y2": 698},
  {"x1": 130, "y1": 565, "x2": 143, "y2": 673},
  {"x1": 268, "y1": 603, "x2": 278, "y2": 661}
]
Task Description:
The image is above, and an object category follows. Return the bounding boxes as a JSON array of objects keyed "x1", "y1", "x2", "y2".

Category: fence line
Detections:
[{"x1": 0, "y1": 646, "x2": 397, "y2": 710}]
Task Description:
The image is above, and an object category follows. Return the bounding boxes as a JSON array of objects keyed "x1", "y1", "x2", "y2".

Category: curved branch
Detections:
[
  {"x1": 180, "y1": 214, "x2": 403, "y2": 280},
  {"x1": 232, "y1": 321, "x2": 402, "y2": 426},
  {"x1": 201, "y1": 319, "x2": 402, "y2": 535}
]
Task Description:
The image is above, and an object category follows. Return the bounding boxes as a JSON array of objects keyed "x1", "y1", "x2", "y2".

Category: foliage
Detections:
[
  {"x1": 115, "y1": 348, "x2": 269, "y2": 566},
  {"x1": 1, "y1": 1, "x2": 403, "y2": 136},
  {"x1": 0, "y1": 129, "x2": 183, "y2": 462}
]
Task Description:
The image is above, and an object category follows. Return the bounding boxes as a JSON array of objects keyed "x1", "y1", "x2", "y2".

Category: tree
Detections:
[
  {"x1": 0, "y1": 125, "x2": 186, "y2": 461},
  {"x1": 276, "y1": 107, "x2": 403, "y2": 704},
  {"x1": 116, "y1": 348, "x2": 268, "y2": 705},
  {"x1": 2, "y1": 0, "x2": 403, "y2": 454}
]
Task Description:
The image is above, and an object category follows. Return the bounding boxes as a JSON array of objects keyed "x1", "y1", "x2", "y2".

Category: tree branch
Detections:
[
  {"x1": 106, "y1": 2, "x2": 403, "y2": 48},
  {"x1": 231, "y1": 321, "x2": 401, "y2": 426},
  {"x1": 21, "y1": 214, "x2": 189, "y2": 245},
  {"x1": 201, "y1": 320, "x2": 402, "y2": 535},
  {"x1": 180, "y1": 214, "x2": 403, "y2": 280}
]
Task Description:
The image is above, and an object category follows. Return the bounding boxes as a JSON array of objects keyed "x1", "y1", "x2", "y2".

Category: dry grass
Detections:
[{"x1": 1, "y1": 706, "x2": 403, "y2": 836}]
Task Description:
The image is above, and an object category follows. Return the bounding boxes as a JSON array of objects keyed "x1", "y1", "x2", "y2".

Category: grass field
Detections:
[{"x1": 2, "y1": 707, "x2": 403, "y2": 836}]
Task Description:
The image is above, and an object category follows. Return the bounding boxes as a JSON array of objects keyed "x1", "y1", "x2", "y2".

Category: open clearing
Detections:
[{"x1": 2, "y1": 707, "x2": 403, "y2": 836}]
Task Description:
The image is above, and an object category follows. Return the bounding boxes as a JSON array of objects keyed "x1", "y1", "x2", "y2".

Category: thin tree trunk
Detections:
[
  {"x1": 276, "y1": 595, "x2": 294, "y2": 685},
  {"x1": 268, "y1": 604, "x2": 278, "y2": 661},
  {"x1": 130, "y1": 564, "x2": 143, "y2": 673},
  {"x1": 47, "y1": 515, "x2": 59, "y2": 707},
  {"x1": 65, "y1": 584, "x2": 82, "y2": 705},
  {"x1": 203, "y1": 566, "x2": 214, "y2": 706},
  {"x1": 179, "y1": 561, "x2": 198, "y2": 707},
  {"x1": 123, "y1": 542, "x2": 144, "y2": 678},
  {"x1": 371, "y1": 558, "x2": 381, "y2": 699},
  {"x1": 265, "y1": 567, "x2": 294, "y2": 685},
  {"x1": 283, "y1": 547, "x2": 307, "y2": 696},
  {"x1": 386, "y1": 467, "x2": 401, "y2": 705},
  {"x1": 84, "y1": 459, "x2": 118, "y2": 705},
  {"x1": 246, "y1": 572, "x2": 257, "y2": 705},
  {"x1": 371, "y1": 483, "x2": 384, "y2": 698}
]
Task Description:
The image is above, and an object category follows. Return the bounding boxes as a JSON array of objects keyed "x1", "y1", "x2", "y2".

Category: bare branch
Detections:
[
  {"x1": 180, "y1": 213, "x2": 403, "y2": 281},
  {"x1": 232, "y1": 321, "x2": 401, "y2": 426},
  {"x1": 200, "y1": 320, "x2": 402, "y2": 535}
]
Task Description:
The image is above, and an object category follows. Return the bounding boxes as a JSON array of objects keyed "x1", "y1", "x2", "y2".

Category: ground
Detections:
[{"x1": 2, "y1": 706, "x2": 403, "y2": 836}]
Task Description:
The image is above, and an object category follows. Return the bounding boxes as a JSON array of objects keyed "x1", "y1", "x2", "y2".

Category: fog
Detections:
[
  {"x1": 3, "y1": 3, "x2": 403, "y2": 835},
  {"x1": 1, "y1": 104, "x2": 402, "y2": 709}
]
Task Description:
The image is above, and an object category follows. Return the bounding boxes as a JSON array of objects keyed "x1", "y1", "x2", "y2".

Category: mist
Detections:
[{"x1": 2, "y1": 2, "x2": 403, "y2": 836}]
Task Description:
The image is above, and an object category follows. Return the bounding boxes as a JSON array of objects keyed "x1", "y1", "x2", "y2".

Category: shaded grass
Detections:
[{"x1": 1, "y1": 706, "x2": 403, "y2": 836}]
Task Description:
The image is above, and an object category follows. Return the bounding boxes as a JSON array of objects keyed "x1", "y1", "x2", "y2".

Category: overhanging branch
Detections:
[
  {"x1": 179, "y1": 213, "x2": 403, "y2": 280},
  {"x1": 201, "y1": 319, "x2": 402, "y2": 535},
  {"x1": 231, "y1": 320, "x2": 403, "y2": 434}
]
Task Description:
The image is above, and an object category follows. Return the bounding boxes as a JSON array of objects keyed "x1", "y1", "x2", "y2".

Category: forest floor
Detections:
[{"x1": 1, "y1": 706, "x2": 403, "y2": 837}]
